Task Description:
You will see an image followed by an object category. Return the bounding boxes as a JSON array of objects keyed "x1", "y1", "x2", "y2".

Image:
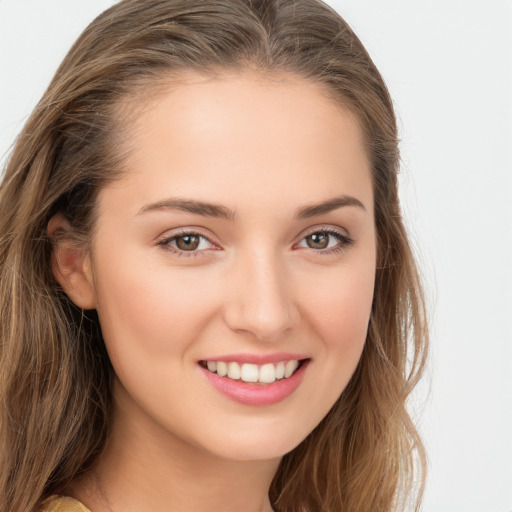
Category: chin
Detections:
[{"x1": 189, "y1": 416, "x2": 316, "y2": 463}]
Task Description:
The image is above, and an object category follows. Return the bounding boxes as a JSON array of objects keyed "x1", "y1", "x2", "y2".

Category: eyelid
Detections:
[
  {"x1": 156, "y1": 224, "x2": 354, "y2": 257},
  {"x1": 298, "y1": 224, "x2": 351, "y2": 239},
  {"x1": 294, "y1": 225, "x2": 354, "y2": 253},
  {"x1": 156, "y1": 228, "x2": 220, "y2": 256}
]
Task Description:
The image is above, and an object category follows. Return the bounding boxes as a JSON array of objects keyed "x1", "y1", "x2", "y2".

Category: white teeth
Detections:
[
  {"x1": 216, "y1": 361, "x2": 227, "y2": 377},
  {"x1": 259, "y1": 363, "x2": 276, "y2": 383},
  {"x1": 204, "y1": 359, "x2": 303, "y2": 383},
  {"x1": 284, "y1": 360, "x2": 299, "y2": 378},
  {"x1": 240, "y1": 363, "x2": 259, "y2": 383},
  {"x1": 227, "y1": 362, "x2": 241, "y2": 380}
]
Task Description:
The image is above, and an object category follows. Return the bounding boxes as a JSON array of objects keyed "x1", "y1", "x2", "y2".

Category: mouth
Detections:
[{"x1": 198, "y1": 358, "x2": 310, "y2": 385}]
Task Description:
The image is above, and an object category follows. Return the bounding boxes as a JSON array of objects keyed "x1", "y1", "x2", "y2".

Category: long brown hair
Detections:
[{"x1": 0, "y1": 1, "x2": 428, "y2": 511}]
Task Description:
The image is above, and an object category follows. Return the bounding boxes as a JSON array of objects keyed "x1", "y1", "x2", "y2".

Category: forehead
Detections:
[{"x1": 103, "y1": 71, "x2": 373, "y2": 218}]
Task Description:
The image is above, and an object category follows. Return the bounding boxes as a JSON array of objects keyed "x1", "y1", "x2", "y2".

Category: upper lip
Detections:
[{"x1": 198, "y1": 352, "x2": 311, "y2": 365}]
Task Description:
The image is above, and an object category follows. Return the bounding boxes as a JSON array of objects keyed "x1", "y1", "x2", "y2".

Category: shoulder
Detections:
[{"x1": 39, "y1": 496, "x2": 92, "y2": 512}]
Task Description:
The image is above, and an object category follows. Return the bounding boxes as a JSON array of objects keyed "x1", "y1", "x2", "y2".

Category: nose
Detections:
[{"x1": 223, "y1": 248, "x2": 300, "y2": 342}]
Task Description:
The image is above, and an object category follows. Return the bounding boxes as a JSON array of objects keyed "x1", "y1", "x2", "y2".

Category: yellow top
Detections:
[{"x1": 39, "y1": 496, "x2": 92, "y2": 512}]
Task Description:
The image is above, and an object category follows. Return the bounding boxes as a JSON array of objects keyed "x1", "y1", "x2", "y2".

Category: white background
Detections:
[{"x1": 1, "y1": 1, "x2": 511, "y2": 511}]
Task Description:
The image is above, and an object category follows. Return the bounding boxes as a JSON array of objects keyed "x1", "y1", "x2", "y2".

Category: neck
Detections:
[{"x1": 66, "y1": 384, "x2": 281, "y2": 512}]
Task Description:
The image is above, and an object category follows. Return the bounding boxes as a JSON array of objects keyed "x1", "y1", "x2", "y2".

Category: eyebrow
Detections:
[
  {"x1": 138, "y1": 198, "x2": 235, "y2": 219},
  {"x1": 294, "y1": 195, "x2": 366, "y2": 219},
  {"x1": 137, "y1": 194, "x2": 366, "y2": 220}
]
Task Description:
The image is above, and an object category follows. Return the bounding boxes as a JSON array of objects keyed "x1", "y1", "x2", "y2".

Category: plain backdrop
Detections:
[{"x1": 1, "y1": 1, "x2": 511, "y2": 511}]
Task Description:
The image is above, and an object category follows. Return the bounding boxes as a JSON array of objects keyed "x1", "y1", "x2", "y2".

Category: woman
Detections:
[{"x1": 0, "y1": 1, "x2": 428, "y2": 511}]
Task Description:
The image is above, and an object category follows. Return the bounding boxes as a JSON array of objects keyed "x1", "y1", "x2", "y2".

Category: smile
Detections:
[
  {"x1": 198, "y1": 358, "x2": 311, "y2": 406},
  {"x1": 199, "y1": 359, "x2": 304, "y2": 384}
]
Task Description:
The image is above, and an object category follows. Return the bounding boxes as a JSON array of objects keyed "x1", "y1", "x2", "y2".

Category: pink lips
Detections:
[
  {"x1": 200, "y1": 352, "x2": 309, "y2": 365},
  {"x1": 198, "y1": 356, "x2": 310, "y2": 406}
]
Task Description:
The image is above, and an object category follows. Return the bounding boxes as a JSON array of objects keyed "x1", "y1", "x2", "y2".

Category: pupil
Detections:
[
  {"x1": 307, "y1": 233, "x2": 328, "y2": 249},
  {"x1": 177, "y1": 235, "x2": 200, "y2": 251}
]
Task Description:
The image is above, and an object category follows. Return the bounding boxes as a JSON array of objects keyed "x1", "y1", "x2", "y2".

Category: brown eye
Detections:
[
  {"x1": 176, "y1": 234, "x2": 200, "y2": 251},
  {"x1": 296, "y1": 229, "x2": 354, "y2": 253},
  {"x1": 158, "y1": 232, "x2": 215, "y2": 254},
  {"x1": 305, "y1": 232, "x2": 329, "y2": 249}
]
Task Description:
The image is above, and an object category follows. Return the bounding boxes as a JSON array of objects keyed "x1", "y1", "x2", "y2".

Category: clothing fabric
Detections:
[{"x1": 39, "y1": 496, "x2": 92, "y2": 512}]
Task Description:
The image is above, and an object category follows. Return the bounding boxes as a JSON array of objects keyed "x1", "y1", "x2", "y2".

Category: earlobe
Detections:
[{"x1": 48, "y1": 214, "x2": 97, "y2": 310}]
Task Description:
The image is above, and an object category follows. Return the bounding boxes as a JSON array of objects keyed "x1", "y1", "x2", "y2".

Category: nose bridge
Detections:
[{"x1": 224, "y1": 245, "x2": 298, "y2": 341}]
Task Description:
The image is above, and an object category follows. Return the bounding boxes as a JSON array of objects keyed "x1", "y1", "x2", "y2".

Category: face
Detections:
[{"x1": 83, "y1": 72, "x2": 376, "y2": 461}]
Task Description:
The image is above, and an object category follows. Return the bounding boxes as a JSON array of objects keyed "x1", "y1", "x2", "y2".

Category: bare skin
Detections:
[{"x1": 51, "y1": 71, "x2": 376, "y2": 512}]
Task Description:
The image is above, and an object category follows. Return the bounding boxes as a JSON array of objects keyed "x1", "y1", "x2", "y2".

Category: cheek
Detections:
[
  {"x1": 92, "y1": 258, "x2": 223, "y2": 432},
  {"x1": 315, "y1": 283, "x2": 373, "y2": 352},
  {"x1": 92, "y1": 254, "x2": 220, "y2": 367},
  {"x1": 288, "y1": 256, "x2": 375, "y2": 428},
  {"x1": 299, "y1": 255, "x2": 375, "y2": 389},
  {"x1": 304, "y1": 262, "x2": 375, "y2": 347},
  {"x1": 95, "y1": 269, "x2": 161, "y2": 357}
]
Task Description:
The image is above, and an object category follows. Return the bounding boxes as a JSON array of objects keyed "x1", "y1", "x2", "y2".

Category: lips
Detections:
[
  {"x1": 198, "y1": 352, "x2": 310, "y2": 365},
  {"x1": 199, "y1": 359, "x2": 303, "y2": 383},
  {"x1": 197, "y1": 355, "x2": 311, "y2": 406}
]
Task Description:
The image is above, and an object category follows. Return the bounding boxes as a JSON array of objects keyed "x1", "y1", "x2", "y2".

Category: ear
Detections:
[{"x1": 48, "y1": 213, "x2": 97, "y2": 310}]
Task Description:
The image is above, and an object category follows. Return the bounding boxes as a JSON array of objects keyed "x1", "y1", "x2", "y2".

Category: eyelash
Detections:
[
  {"x1": 298, "y1": 228, "x2": 355, "y2": 255},
  {"x1": 157, "y1": 227, "x2": 354, "y2": 257}
]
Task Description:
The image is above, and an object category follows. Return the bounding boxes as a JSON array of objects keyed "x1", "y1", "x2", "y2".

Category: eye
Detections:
[
  {"x1": 296, "y1": 228, "x2": 354, "y2": 254},
  {"x1": 157, "y1": 230, "x2": 217, "y2": 256}
]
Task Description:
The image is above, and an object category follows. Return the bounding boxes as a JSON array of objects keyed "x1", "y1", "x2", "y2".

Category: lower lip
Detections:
[{"x1": 198, "y1": 360, "x2": 310, "y2": 406}]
